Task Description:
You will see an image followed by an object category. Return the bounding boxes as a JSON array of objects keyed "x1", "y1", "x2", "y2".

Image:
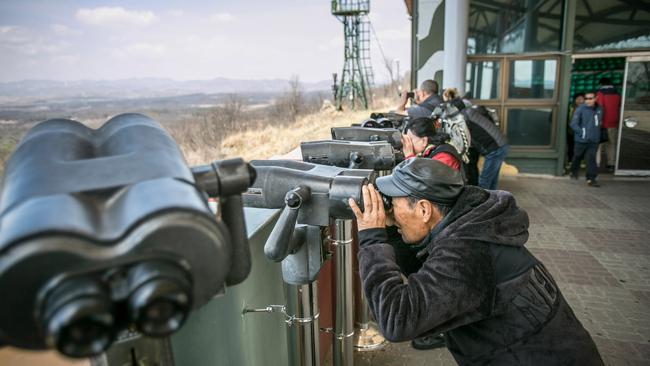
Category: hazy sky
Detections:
[{"x1": 0, "y1": 0, "x2": 411, "y2": 83}]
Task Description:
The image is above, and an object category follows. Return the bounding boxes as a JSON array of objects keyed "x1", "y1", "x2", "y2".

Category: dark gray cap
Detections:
[{"x1": 376, "y1": 158, "x2": 464, "y2": 205}]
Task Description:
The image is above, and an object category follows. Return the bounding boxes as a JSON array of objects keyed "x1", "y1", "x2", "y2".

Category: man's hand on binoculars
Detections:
[
  {"x1": 348, "y1": 184, "x2": 386, "y2": 231},
  {"x1": 400, "y1": 90, "x2": 410, "y2": 103},
  {"x1": 396, "y1": 91, "x2": 409, "y2": 111}
]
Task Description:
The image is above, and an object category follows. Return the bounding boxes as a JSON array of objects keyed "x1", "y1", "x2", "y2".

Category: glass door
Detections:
[{"x1": 616, "y1": 56, "x2": 650, "y2": 176}]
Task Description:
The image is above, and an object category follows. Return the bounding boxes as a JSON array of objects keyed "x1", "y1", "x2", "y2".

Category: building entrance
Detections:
[{"x1": 567, "y1": 56, "x2": 625, "y2": 170}]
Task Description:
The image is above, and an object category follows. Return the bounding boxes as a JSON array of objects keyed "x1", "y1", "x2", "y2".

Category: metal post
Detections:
[
  {"x1": 352, "y1": 291, "x2": 385, "y2": 351},
  {"x1": 286, "y1": 282, "x2": 321, "y2": 366},
  {"x1": 333, "y1": 218, "x2": 354, "y2": 366}
]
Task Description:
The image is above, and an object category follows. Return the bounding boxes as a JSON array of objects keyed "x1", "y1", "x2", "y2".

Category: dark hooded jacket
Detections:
[
  {"x1": 461, "y1": 106, "x2": 508, "y2": 155},
  {"x1": 358, "y1": 186, "x2": 604, "y2": 365},
  {"x1": 407, "y1": 94, "x2": 443, "y2": 119}
]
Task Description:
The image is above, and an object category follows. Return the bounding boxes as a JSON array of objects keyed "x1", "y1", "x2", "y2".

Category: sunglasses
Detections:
[{"x1": 585, "y1": 97, "x2": 595, "y2": 100}]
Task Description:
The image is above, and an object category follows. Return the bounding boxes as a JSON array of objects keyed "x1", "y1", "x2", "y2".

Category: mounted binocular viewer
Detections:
[
  {"x1": 331, "y1": 126, "x2": 403, "y2": 150},
  {"x1": 301, "y1": 140, "x2": 403, "y2": 171},
  {"x1": 243, "y1": 160, "x2": 373, "y2": 280},
  {"x1": 352, "y1": 112, "x2": 408, "y2": 131},
  {"x1": 244, "y1": 160, "x2": 374, "y2": 227},
  {"x1": 0, "y1": 113, "x2": 254, "y2": 358}
]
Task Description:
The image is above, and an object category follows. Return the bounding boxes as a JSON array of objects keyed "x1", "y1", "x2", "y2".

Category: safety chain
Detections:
[
  {"x1": 325, "y1": 236, "x2": 353, "y2": 247},
  {"x1": 242, "y1": 305, "x2": 319, "y2": 327}
]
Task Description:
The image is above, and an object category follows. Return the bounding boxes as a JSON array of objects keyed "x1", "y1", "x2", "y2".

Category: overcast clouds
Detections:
[{"x1": 0, "y1": 1, "x2": 410, "y2": 83}]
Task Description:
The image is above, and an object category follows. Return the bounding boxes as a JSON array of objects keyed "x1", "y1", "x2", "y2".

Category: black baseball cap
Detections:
[{"x1": 375, "y1": 158, "x2": 464, "y2": 205}]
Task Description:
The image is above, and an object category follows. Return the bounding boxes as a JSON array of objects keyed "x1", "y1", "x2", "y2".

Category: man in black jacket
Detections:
[
  {"x1": 348, "y1": 158, "x2": 603, "y2": 365},
  {"x1": 396, "y1": 79, "x2": 443, "y2": 119},
  {"x1": 452, "y1": 99, "x2": 508, "y2": 189}
]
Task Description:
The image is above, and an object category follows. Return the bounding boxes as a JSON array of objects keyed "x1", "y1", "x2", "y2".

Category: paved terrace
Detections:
[{"x1": 343, "y1": 174, "x2": 650, "y2": 366}]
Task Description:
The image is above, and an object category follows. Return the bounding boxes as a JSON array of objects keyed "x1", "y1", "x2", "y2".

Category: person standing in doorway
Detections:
[
  {"x1": 596, "y1": 77, "x2": 621, "y2": 171},
  {"x1": 570, "y1": 91, "x2": 603, "y2": 187}
]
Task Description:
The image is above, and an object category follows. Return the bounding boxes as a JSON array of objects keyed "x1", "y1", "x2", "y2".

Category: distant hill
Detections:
[{"x1": 0, "y1": 77, "x2": 331, "y2": 102}]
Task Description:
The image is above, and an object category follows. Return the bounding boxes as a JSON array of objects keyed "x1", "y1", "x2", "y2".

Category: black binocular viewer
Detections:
[
  {"x1": 331, "y1": 126, "x2": 403, "y2": 150},
  {"x1": 243, "y1": 160, "x2": 374, "y2": 227},
  {"x1": 301, "y1": 140, "x2": 403, "y2": 171},
  {"x1": 0, "y1": 114, "x2": 254, "y2": 357},
  {"x1": 301, "y1": 140, "x2": 398, "y2": 212},
  {"x1": 242, "y1": 160, "x2": 374, "y2": 265},
  {"x1": 357, "y1": 112, "x2": 408, "y2": 131}
]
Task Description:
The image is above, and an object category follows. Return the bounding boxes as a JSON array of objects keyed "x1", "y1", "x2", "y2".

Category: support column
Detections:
[
  {"x1": 443, "y1": 0, "x2": 469, "y2": 94},
  {"x1": 410, "y1": 0, "x2": 418, "y2": 90},
  {"x1": 556, "y1": 0, "x2": 576, "y2": 175}
]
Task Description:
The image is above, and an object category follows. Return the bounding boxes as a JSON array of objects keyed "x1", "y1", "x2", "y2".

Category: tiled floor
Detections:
[{"x1": 335, "y1": 174, "x2": 650, "y2": 366}]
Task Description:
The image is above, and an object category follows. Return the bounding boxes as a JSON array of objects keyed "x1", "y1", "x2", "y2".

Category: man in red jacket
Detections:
[{"x1": 596, "y1": 77, "x2": 621, "y2": 170}]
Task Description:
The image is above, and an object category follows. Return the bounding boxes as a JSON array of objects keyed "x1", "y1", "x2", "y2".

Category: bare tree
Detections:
[
  {"x1": 222, "y1": 93, "x2": 243, "y2": 124},
  {"x1": 287, "y1": 74, "x2": 304, "y2": 120},
  {"x1": 375, "y1": 57, "x2": 403, "y2": 100},
  {"x1": 272, "y1": 74, "x2": 305, "y2": 121},
  {"x1": 383, "y1": 57, "x2": 397, "y2": 87}
]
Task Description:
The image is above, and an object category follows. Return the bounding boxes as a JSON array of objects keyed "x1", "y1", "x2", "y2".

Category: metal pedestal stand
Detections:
[
  {"x1": 352, "y1": 292, "x2": 385, "y2": 351},
  {"x1": 286, "y1": 282, "x2": 321, "y2": 366},
  {"x1": 332, "y1": 218, "x2": 354, "y2": 366}
]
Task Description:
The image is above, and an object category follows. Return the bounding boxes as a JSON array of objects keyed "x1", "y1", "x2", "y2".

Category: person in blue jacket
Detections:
[{"x1": 569, "y1": 91, "x2": 603, "y2": 187}]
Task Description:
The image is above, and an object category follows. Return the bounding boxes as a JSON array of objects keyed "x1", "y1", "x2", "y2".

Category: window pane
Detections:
[
  {"x1": 618, "y1": 60, "x2": 650, "y2": 171},
  {"x1": 466, "y1": 61, "x2": 500, "y2": 99},
  {"x1": 467, "y1": 0, "x2": 563, "y2": 55},
  {"x1": 574, "y1": 0, "x2": 650, "y2": 52},
  {"x1": 508, "y1": 59, "x2": 556, "y2": 99},
  {"x1": 507, "y1": 108, "x2": 553, "y2": 146}
]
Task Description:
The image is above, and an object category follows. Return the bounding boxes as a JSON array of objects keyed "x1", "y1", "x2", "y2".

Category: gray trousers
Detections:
[{"x1": 597, "y1": 127, "x2": 619, "y2": 167}]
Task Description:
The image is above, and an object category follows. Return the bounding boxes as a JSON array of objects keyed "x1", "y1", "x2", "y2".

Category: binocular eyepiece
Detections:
[
  {"x1": 126, "y1": 261, "x2": 192, "y2": 337},
  {"x1": 397, "y1": 91, "x2": 415, "y2": 99},
  {"x1": 380, "y1": 192, "x2": 392, "y2": 211},
  {"x1": 42, "y1": 278, "x2": 116, "y2": 357},
  {"x1": 41, "y1": 261, "x2": 192, "y2": 358}
]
